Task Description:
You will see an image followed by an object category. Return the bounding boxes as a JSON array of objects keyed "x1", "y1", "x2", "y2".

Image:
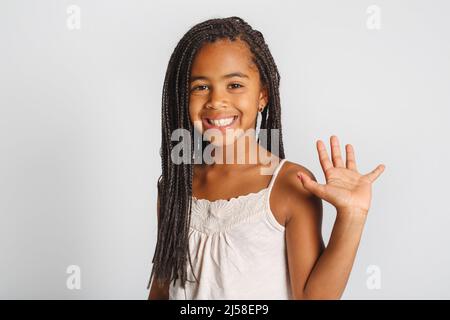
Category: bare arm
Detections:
[
  {"x1": 287, "y1": 136, "x2": 384, "y2": 299},
  {"x1": 302, "y1": 209, "x2": 366, "y2": 299},
  {"x1": 285, "y1": 169, "x2": 366, "y2": 300},
  {"x1": 148, "y1": 277, "x2": 170, "y2": 300}
]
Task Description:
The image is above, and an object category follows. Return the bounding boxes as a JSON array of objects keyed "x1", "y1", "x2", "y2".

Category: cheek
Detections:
[
  {"x1": 236, "y1": 98, "x2": 258, "y2": 122},
  {"x1": 239, "y1": 111, "x2": 258, "y2": 128},
  {"x1": 188, "y1": 98, "x2": 202, "y2": 118},
  {"x1": 188, "y1": 100, "x2": 205, "y2": 133}
]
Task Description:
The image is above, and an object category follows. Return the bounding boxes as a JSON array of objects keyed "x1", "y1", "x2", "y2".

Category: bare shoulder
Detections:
[
  {"x1": 272, "y1": 160, "x2": 322, "y2": 225},
  {"x1": 281, "y1": 160, "x2": 318, "y2": 186}
]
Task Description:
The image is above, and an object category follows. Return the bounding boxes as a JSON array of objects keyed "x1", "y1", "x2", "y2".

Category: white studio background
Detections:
[{"x1": 1, "y1": 0, "x2": 449, "y2": 299}]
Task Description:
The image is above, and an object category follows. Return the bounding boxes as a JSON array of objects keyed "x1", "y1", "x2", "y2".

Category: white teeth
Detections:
[{"x1": 207, "y1": 116, "x2": 235, "y2": 127}]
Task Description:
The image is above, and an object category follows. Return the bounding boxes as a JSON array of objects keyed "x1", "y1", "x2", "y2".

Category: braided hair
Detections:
[{"x1": 148, "y1": 16, "x2": 285, "y2": 291}]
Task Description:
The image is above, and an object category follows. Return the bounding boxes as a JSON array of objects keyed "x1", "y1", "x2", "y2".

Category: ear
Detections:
[{"x1": 258, "y1": 85, "x2": 269, "y2": 110}]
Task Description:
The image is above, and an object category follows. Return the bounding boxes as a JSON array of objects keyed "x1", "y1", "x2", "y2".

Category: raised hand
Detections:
[{"x1": 297, "y1": 135, "x2": 385, "y2": 217}]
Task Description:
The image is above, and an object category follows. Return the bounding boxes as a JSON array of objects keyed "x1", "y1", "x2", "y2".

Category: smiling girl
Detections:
[{"x1": 148, "y1": 16, "x2": 385, "y2": 300}]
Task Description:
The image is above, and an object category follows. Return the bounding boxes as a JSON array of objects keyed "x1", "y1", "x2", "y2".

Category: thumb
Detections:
[{"x1": 297, "y1": 172, "x2": 326, "y2": 199}]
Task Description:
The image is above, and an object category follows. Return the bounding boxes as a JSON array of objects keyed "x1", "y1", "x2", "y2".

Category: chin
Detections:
[{"x1": 206, "y1": 133, "x2": 238, "y2": 147}]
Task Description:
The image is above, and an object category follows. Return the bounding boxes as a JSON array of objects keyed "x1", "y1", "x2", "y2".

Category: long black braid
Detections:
[{"x1": 147, "y1": 16, "x2": 286, "y2": 291}]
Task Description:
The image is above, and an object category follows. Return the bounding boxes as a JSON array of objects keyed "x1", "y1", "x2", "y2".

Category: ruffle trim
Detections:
[{"x1": 190, "y1": 188, "x2": 269, "y2": 234}]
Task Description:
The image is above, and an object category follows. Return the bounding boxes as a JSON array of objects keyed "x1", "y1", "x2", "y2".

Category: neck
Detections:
[{"x1": 206, "y1": 134, "x2": 275, "y2": 168}]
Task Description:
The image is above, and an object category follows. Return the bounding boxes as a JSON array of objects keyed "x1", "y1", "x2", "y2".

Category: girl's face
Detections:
[{"x1": 188, "y1": 38, "x2": 268, "y2": 146}]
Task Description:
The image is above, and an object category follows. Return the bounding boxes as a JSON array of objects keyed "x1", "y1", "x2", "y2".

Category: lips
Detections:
[{"x1": 202, "y1": 115, "x2": 239, "y2": 130}]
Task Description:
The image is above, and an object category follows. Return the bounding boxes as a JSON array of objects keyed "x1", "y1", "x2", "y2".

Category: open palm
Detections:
[{"x1": 297, "y1": 135, "x2": 385, "y2": 215}]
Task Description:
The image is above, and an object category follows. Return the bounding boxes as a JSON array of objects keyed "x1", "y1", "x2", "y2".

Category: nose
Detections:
[{"x1": 205, "y1": 87, "x2": 228, "y2": 109}]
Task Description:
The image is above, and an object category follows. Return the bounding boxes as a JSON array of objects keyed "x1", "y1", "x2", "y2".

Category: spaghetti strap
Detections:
[
  {"x1": 267, "y1": 158, "x2": 287, "y2": 193},
  {"x1": 170, "y1": 157, "x2": 292, "y2": 299}
]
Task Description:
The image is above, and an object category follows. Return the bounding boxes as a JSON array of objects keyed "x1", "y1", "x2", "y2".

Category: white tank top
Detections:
[{"x1": 169, "y1": 158, "x2": 292, "y2": 300}]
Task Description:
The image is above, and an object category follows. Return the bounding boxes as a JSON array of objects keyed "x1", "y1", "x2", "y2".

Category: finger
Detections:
[
  {"x1": 364, "y1": 164, "x2": 386, "y2": 183},
  {"x1": 317, "y1": 140, "x2": 333, "y2": 173},
  {"x1": 297, "y1": 172, "x2": 327, "y2": 200},
  {"x1": 345, "y1": 144, "x2": 358, "y2": 171},
  {"x1": 330, "y1": 135, "x2": 345, "y2": 168}
]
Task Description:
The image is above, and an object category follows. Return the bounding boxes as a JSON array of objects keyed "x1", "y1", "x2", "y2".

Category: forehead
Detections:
[{"x1": 190, "y1": 38, "x2": 259, "y2": 78}]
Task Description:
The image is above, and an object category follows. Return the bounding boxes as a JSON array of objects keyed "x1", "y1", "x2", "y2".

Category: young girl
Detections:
[{"x1": 148, "y1": 16, "x2": 385, "y2": 300}]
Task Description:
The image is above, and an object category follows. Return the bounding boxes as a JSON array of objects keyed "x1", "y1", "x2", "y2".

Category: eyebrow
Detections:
[{"x1": 190, "y1": 72, "x2": 249, "y2": 82}]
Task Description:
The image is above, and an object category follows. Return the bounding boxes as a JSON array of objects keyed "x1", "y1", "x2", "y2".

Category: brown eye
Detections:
[
  {"x1": 229, "y1": 83, "x2": 243, "y2": 89},
  {"x1": 191, "y1": 85, "x2": 208, "y2": 92}
]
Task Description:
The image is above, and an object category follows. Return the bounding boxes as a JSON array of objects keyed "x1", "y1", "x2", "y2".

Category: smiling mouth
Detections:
[{"x1": 204, "y1": 115, "x2": 238, "y2": 127}]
